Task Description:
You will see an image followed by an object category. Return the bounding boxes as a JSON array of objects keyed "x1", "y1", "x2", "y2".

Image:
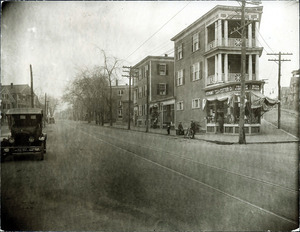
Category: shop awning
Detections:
[
  {"x1": 250, "y1": 91, "x2": 278, "y2": 110},
  {"x1": 206, "y1": 92, "x2": 235, "y2": 102},
  {"x1": 204, "y1": 91, "x2": 278, "y2": 111}
]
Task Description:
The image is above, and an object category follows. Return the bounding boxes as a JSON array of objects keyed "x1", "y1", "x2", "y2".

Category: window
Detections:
[
  {"x1": 118, "y1": 109, "x2": 122, "y2": 118},
  {"x1": 177, "y1": 101, "x2": 184, "y2": 110},
  {"x1": 157, "y1": 83, "x2": 167, "y2": 95},
  {"x1": 177, "y1": 69, "x2": 184, "y2": 86},
  {"x1": 118, "y1": 90, "x2": 123, "y2": 96},
  {"x1": 119, "y1": 100, "x2": 122, "y2": 106},
  {"x1": 192, "y1": 98, "x2": 201, "y2": 109},
  {"x1": 138, "y1": 87, "x2": 142, "y2": 98},
  {"x1": 191, "y1": 62, "x2": 200, "y2": 81},
  {"x1": 144, "y1": 65, "x2": 149, "y2": 78},
  {"x1": 144, "y1": 85, "x2": 147, "y2": 96},
  {"x1": 177, "y1": 44, "x2": 183, "y2": 60},
  {"x1": 138, "y1": 105, "x2": 142, "y2": 116},
  {"x1": 139, "y1": 69, "x2": 142, "y2": 80},
  {"x1": 157, "y1": 63, "x2": 168, "y2": 75},
  {"x1": 192, "y1": 33, "x2": 199, "y2": 52}
]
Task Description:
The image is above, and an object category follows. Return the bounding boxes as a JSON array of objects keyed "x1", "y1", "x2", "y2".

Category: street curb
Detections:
[{"x1": 93, "y1": 124, "x2": 299, "y2": 145}]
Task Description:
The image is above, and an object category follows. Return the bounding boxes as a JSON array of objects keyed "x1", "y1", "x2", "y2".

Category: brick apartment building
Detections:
[
  {"x1": 171, "y1": 5, "x2": 277, "y2": 134},
  {"x1": 132, "y1": 55, "x2": 175, "y2": 128}
]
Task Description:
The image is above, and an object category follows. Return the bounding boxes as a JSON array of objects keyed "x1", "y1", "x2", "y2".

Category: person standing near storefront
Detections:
[
  {"x1": 190, "y1": 120, "x2": 196, "y2": 139},
  {"x1": 218, "y1": 115, "x2": 224, "y2": 133}
]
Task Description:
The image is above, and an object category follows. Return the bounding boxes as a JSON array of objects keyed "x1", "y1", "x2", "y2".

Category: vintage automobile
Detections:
[{"x1": 1, "y1": 108, "x2": 47, "y2": 161}]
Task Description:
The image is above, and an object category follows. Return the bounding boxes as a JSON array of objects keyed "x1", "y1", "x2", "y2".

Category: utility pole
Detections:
[
  {"x1": 267, "y1": 52, "x2": 292, "y2": 129},
  {"x1": 44, "y1": 93, "x2": 47, "y2": 127},
  {"x1": 30, "y1": 64, "x2": 34, "y2": 108},
  {"x1": 238, "y1": 0, "x2": 247, "y2": 144},
  {"x1": 231, "y1": 0, "x2": 261, "y2": 144},
  {"x1": 146, "y1": 70, "x2": 149, "y2": 133},
  {"x1": 122, "y1": 66, "x2": 132, "y2": 130}
]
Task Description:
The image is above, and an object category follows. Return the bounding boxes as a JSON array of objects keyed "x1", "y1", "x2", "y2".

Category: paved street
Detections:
[{"x1": 1, "y1": 120, "x2": 298, "y2": 231}]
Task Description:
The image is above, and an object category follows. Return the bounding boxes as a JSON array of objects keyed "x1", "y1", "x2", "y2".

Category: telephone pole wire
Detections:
[{"x1": 267, "y1": 52, "x2": 292, "y2": 129}]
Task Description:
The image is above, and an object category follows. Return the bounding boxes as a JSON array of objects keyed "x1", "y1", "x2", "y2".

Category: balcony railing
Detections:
[
  {"x1": 206, "y1": 38, "x2": 256, "y2": 52},
  {"x1": 206, "y1": 73, "x2": 256, "y2": 85}
]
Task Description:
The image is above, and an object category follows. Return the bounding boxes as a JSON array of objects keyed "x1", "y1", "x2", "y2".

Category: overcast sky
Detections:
[{"x1": 1, "y1": 1, "x2": 299, "y2": 102}]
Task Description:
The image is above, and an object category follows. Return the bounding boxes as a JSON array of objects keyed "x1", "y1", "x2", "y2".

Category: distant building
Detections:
[
  {"x1": 110, "y1": 83, "x2": 128, "y2": 123},
  {"x1": 281, "y1": 69, "x2": 299, "y2": 112},
  {"x1": 171, "y1": 5, "x2": 276, "y2": 134},
  {"x1": 132, "y1": 55, "x2": 175, "y2": 128},
  {"x1": 1, "y1": 83, "x2": 41, "y2": 122},
  {"x1": 120, "y1": 86, "x2": 133, "y2": 123}
]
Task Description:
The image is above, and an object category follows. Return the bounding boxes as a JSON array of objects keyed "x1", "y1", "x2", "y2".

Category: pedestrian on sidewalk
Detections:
[
  {"x1": 190, "y1": 120, "x2": 196, "y2": 139},
  {"x1": 167, "y1": 123, "x2": 171, "y2": 135},
  {"x1": 178, "y1": 121, "x2": 184, "y2": 135}
]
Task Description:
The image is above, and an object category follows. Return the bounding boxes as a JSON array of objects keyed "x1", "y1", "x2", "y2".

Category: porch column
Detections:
[
  {"x1": 255, "y1": 21, "x2": 259, "y2": 47},
  {"x1": 248, "y1": 22, "x2": 252, "y2": 48},
  {"x1": 204, "y1": 58, "x2": 208, "y2": 86},
  {"x1": 205, "y1": 27, "x2": 208, "y2": 52},
  {"x1": 218, "y1": 19, "x2": 222, "y2": 46},
  {"x1": 215, "y1": 55, "x2": 218, "y2": 82},
  {"x1": 248, "y1": 55, "x2": 253, "y2": 80},
  {"x1": 224, "y1": 54, "x2": 228, "y2": 82},
  {"x1": 218, "y1": 53, "x2": 222, "y2": 82},
  {"x1": 215, "y1": 22, "x2": 218, "y2": 46},
  {"x1": 255, "y1": 54, "x2": 259, "y2": 80},
  {"x1": 224, "y1": 20, "x2": 228, "y2": 46}
]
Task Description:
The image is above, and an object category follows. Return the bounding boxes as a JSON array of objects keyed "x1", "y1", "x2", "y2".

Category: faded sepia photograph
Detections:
[{"x1": 1, "y1": 1, "x2": 299, "y2": 231}]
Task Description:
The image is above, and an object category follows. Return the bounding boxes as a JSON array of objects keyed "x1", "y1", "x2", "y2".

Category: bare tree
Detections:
[
  {"x1": 100, "y1": 49, "x2": 121, "y2": 126},
  {"x1": 63, "y1": 66, "x2": 109, "y2": 124}
]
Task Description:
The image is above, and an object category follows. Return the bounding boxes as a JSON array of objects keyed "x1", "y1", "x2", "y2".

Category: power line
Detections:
[{"x1": 125, "y1": 1, "x2": 192, "y2": 61}]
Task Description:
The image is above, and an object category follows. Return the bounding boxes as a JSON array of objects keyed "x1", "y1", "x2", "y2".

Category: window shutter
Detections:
[
  {"x1": 157, "y1": 84, "x2": 160, "y2": 95},
  {"x1": 183, "y1": 69, "x2": 185, "y2": 85},
  {"x1": 166, "y1": 64, "x2": 168, "y2": 75},
  {"x1": 192, "y1": 37, "x2": 194, "y2": 52},
  {"x1": 166, "y1": 84, "x2": 168, "y2": 95},
  {"x1": 200, "y1": 61, "x2": 203, "y2": 79},
  {"x1": 175, "y1": 71, "x2": 178, "y2": 86},
  {"x1": 198, "y1": 32, "x2": 201, "y2": 49},
  {"x1": 182, "y1": 43, "x2": 184, "y2": 58},
  {"x1": 190, "y1": 65, "x2": 193, "y2": 81},
  {"x1": 157, "y1": 64, "x2": 160, "y2": 75}
]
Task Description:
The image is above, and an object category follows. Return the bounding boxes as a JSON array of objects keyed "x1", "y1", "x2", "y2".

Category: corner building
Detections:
[{"x1": 171, "y1": 5, "x2": 275, "y2": 134}]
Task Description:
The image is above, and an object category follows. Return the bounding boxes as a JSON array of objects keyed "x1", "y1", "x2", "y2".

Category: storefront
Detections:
[
  {"x1": 204, "y1": 83, "x2": 277, "y2": 134},
  {"x1": 149, "y1": 99, "x2": 175, "y2": 129}
]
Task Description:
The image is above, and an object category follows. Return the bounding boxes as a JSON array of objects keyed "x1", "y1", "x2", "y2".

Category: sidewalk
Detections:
[{"x1": 108, "y1": 119, "x2": 299, "y2": 144}]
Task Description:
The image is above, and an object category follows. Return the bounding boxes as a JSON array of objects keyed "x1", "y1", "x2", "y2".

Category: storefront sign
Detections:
[{"x1": 206, "y1": 83, "x2": 262, "y2": 96}]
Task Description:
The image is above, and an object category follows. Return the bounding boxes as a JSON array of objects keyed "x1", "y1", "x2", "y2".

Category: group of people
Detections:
[{"x1": 177, "y1": 120, "x2": 196, "y2": 139}]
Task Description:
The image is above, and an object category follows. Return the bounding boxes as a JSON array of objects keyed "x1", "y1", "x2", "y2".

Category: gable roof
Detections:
[{"x1": 1, "y1": 84, "x2": 31, "y2": 95}]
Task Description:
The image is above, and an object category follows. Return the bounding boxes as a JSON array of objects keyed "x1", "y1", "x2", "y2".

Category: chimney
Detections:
[
  {"x1": 116, "y1": 79, "x2": 118, "y2": 86},
  {"x1": 11, "y1": 83, "x2": 13, "y2": 89},
  {"x1": 164, "y1": 54, "x2": 168, "y2": 57}
]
